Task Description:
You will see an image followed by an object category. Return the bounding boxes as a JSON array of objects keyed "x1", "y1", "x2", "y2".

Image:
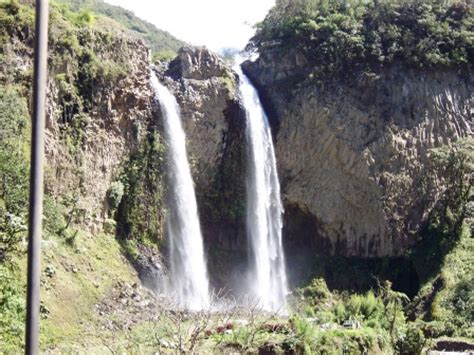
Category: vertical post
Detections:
[{"x1": 25, "y1": 1, "x2": 49, "y2": 354}]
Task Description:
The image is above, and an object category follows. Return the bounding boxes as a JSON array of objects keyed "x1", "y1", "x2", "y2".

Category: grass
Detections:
[
  {"x1": 6, "y1": 229, "x2": 139, "y2": 352},
  {"x1": 41, "y1": 232, "x2": 137, "y2": 350}
]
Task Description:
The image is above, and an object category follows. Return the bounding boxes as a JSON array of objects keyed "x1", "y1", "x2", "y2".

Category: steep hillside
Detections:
[
  {"x1": 0, "y1": 2, "x2": 246, "y2": 351},
  {"x1": 0, "y1": 1, "x2": 164, "y2": 351},
  {"x1": 56, "y1": 0, "x2": 184, "y2": 59}
]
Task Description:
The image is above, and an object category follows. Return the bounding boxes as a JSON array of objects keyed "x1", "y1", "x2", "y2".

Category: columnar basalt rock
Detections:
[
  {"x1": 44, "y1": 37, "x2": 154, "y2": 231},
  {"x1": 243, "y1": 51, "x2": 473, "y2": 257}
]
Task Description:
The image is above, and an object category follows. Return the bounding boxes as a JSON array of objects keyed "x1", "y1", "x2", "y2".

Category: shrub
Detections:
[
  {"x1": 396, "y1": 322, "x2": 426, "y2": 355},
  {"x1": 152, "y1": 49, "x2": 177, "y2": 62},
  {"x1": 73, "y1": 10, "x2": 94, "y2": 27},
  {"x1": 301, "y1": 277, "x2": 332, "y2": 302},
  {"x1": 451, "y1": 277, "x2": 474, "y2": 325},
  {"x1": 287, "y1": 315, "x2": 318, "y2": 353},
  {"x1": 345, "y1": 290, "x2": 384, "y2": 322},
  {"x1": 0, "y1": 209, "x2": 26, "y2": 261},
  {"x1": 107, "y1": 181, "x2": 124, "y2": 210},
  {"x1": 43, "y1": 196, "x2": 67, "y2": 236}
]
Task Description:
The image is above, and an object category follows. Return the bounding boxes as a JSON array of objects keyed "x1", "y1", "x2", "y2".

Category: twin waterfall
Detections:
[
  {"x1": 151, "y1": 74, "x2": 210, "y2": 310},
  {"x1": 151, "y1": 65, "x2": 288, "y2": 312}
]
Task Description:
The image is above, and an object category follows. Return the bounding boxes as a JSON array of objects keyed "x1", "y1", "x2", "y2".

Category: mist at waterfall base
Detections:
[
  {"x1": 150, "y1": 73, "x2": 210, "y2": 310},
  {"x1": 234, "y1": 63, "x2": 289, "y2": 313}
]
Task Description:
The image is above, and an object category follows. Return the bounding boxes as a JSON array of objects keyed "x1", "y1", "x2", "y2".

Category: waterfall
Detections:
[
  {"x1": 234, "y1": 64, "x2": 288, "y2": 312},
  {"x1": 150, "y1": 72, "x2": 209, "y2": 310}
]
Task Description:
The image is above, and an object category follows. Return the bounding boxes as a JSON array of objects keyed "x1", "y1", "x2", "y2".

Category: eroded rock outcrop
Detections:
[
  {"x1": 158, "y1": 46, "x2": 241, "y2": 194},
  {"x1": 243, "y1": 50, "x2": 473, "y2": 257},
  {"x1": 44, "y1": 34, "x2": 154, "y2": 231},
  {"x1": 154, "y1": 47, "x2": 248, "y2": 288}
]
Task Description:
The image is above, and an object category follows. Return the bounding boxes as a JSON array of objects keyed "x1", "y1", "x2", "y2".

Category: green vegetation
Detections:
[
  {"x1": 409, "y1": 224, "x2": 473, "y2": 339},
  {"x1": 290, "y1": 138, "x2": 473, "y2": 352},
  {"x1": 0, "y1": 263, "x2": 25, "y2": 352},
  {"x1": 117, "y1": 131, "x2": 166, "y2": 254},
  {"x1": 294, "y1": 279, "x2": 412, "y2": 351},
  {"x1": 38, "y1": 230, "x2": 138, "y2": 350},
  {"x1": 411, "y1": 138, "x2": 473, "y2": 281},
  {"x1": 56, "y1": 0, "x2": 183, "y2": 59},
  {"x1": 0, "y1": 85, "x2": 30, "y2": 261},
  {"x1": 0, "y1": 77, "x2": 54, "y2": 354},
  {"x1": 248, "y1": 0, "x2": 473, "y2": 83},
  {"x1": 0, "y1": 1, "x2": 167, "y2": 351},
  {"x1": 0, "y1": 0, "x2": 472, "y2": 352},
  {"x1": 152, "y1": 48, "x2": 177, "y2": 63},
  {"x1": 0, "y1": 0, "x2": 34, "y2": 49},
  {"x1": 404, "y1": 138, "x2": 473, "y2": 338}
]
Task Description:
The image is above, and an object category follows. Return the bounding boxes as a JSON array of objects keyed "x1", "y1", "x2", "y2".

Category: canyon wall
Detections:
[{"x1": 243, "y1": 49, "x2": 473, "y2": 257}]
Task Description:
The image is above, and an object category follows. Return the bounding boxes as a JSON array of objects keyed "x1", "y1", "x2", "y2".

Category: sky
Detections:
[{"x1": 104, "y1": 0, "x2": 275, "y2": 52}]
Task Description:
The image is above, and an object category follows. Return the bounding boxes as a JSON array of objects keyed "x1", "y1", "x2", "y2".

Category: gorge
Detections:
[{"x1": 0, "y1": 0, "x2": 472, "y2": 353}]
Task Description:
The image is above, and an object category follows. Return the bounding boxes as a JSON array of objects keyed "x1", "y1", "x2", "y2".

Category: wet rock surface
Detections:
[{"x1": 154, "y1": 46, "x2": 248, "y2": 289}]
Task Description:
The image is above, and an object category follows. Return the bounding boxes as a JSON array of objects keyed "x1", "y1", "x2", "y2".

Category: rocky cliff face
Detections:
[
  {"x1": 45, "y1": 34, "x2": 153, "y2": 232},
  {"x1": 155, "y1": 47, "x2": 248, "y2": 288},
  {"x1": 2, "y1": 16, "x2": 156, "y2": 233},
  {"x1": 243, "y1": 50, "x2": 473, "y2": 257},
  {"x1": 161, "y1": 46, "x2": 240, "y2": 195}
]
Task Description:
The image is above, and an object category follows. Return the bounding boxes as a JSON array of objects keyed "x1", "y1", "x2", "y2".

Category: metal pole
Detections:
[{"x1": 25, "y1": 0, "x2": 49, "y2": 354}]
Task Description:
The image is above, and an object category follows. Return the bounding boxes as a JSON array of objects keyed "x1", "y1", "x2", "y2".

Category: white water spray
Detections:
[
  {"x1": 234, "y1": 64, "x2": 288, "y2": 312},
  {"x1": 150, "y1": 72, "x2": 209, "y2": 310}
]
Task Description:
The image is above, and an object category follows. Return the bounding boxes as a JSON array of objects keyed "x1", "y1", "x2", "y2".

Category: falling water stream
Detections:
[
  {"x1": 150, "y1": 72, "x2": 209, "y2": 310},
  {"x1": 235, "y1": 64, "x2": 289, "y2": 312}
]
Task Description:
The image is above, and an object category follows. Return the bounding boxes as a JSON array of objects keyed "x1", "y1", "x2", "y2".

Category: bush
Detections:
[
  {"x1": 396, "y1": 322, "x2": 426, "y2": 355},
  {"x1": 152, "y1": 49, "x2": 177, "y2": 62},
  {"x1": 107, "y1": 181, "x2": 124, "y2": 210},
  {"x1": 0, "y1": 0, "x2": 34, "y2": 46},
  {"x1": 43, "y1": 196, "x2": 67, "y2": 236},
  {"x1": 345, "y1": 290, "x2": 384, "y2": 322},
  {"x1": 73, "y1": 10, "x2": 94, "y2": 27},
  {"x1": 301, "y1": 277, "x2": 332, "y2": 302},
  {"x1": 451, "y1": 277, "x2": 474, "y2": 325},
  {"x1": 0, "y1": 209, "x2": 26, "y2": 261},
  {"x1": 287, "y1": 315, "x2": 318, "y2": 353}
]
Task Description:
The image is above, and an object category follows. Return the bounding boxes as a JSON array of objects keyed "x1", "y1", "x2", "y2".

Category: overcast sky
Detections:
[{"x1": 104, "y1": 0, "x2": 275, "y2": 51}]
